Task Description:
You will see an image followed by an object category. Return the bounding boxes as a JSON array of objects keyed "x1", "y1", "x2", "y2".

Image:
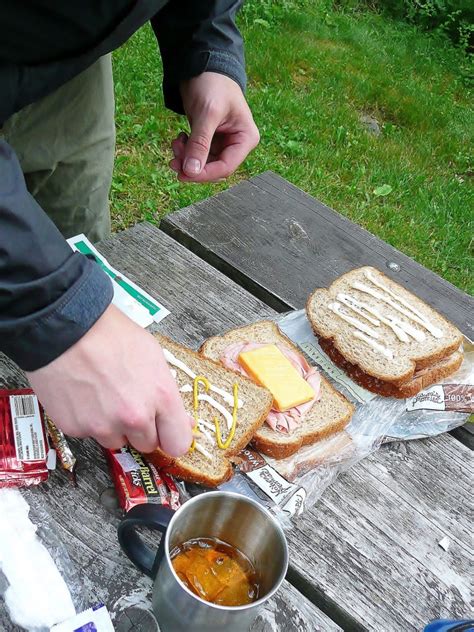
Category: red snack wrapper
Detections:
[
  {"x1": 104, "y1": 446, "x2": 181, "y2": 512},
  {"x1": 0, "y1": 388, "x2": 49, "y2": 488}
]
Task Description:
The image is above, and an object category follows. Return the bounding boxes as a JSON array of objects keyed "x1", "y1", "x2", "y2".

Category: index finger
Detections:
[
  {"x1": 155, "y1": 374, "x2": 193, "y2": 457},
  {"x1": 178, "y1": 131, "x2": 256, "y2": 183}
]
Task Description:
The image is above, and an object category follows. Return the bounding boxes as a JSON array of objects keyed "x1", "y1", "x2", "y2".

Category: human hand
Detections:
[
  {"x1": 170, "y1": 72, "x2": 259, "y2": 182},
  {"x1": 26, "y1": 304, "x2": 193, "y2": 456}
]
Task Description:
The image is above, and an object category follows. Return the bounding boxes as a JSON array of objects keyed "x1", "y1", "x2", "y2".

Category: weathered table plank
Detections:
[
  {"x1": 287, "y1": 436, "x2": 473, "y2": 631},
  {"x1": 0, "y1": 224, "x2": 335, "y2": 632},
  {"x1": 254, "y1": 581, "x2": 342, "y2": 632},
  {"x1": 1, "y1": 223, "x2": 471, "y2": 631},
  {"x1": 162, "y1": 170, "x2": 473, "y2": 339},
  {"x1": 103, "y1": 225, "x2": 472, "y2": 631},
  {"x1": 161, "y1": 171, "x2": 474, "y2": 447},
  {"x1": 86, "y1": 224, "x2": 474, "y2": 629}
]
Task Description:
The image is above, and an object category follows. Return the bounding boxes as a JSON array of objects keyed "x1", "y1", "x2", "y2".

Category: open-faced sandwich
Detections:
[
  {"x1": 200, "y1": 321, "x2": 354, "y2": 459},
  {"x1": 306, "y1": 266, "x2": 464, "y2": 398},
  {"x1": 146, "y1": 333, "x2": 273, "y2": 486}
]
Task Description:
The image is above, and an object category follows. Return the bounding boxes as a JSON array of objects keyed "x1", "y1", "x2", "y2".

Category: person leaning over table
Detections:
[{"x1": 0, "y1": 1, "x2": 259, "y2": 457}]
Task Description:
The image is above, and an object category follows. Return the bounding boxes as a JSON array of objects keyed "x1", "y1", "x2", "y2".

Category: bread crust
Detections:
[
  {"x1": 201, "y1": 321, "x2": 354, "y2": 460},
  {"x1": 306, "y1": 267, "x2": 463, "y2": 385},
  {"x1": 318, "y1": 336, "x2": 463, "y2": 398},
  {"x1": 250, "y1": 386, "x2": 353, "y2": 458},
  {"x1": 145, "y1": 333, "x2": 273, "y2": 486}
]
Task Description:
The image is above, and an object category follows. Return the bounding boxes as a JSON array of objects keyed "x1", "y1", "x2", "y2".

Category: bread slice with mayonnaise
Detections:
[
  {"x1": 200, "y1": 321, "x2": 354, "y2": 459},
  {"x1": 306, "y1": 266, "x2": 463, "y2": 398},
  {"x1": 146, "y1": 334, "x2": 273, "y2": 486}
]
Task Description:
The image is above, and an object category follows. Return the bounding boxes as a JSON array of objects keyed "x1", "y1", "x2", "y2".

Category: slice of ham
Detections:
[{"x1": 220, "y1": 342, "x2": 321, "y2": 434}]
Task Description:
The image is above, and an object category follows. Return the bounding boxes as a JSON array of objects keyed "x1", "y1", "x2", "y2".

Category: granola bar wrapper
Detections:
[
  {"x1": 0, "y1": 389, "x2": 50, "y2": 488},
  {"x1": 104, "y1": 445, "x2": 182, "y2": 513}
]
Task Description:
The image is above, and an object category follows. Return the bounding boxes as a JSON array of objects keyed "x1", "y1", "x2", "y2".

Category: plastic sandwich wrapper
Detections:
[{"x1": 184, "y1": 310, "x2": 473, "y2": 527}]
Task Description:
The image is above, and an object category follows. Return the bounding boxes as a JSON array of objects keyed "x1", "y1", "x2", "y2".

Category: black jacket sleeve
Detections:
[
  {"x1": 151, "y1": 0, "x2": 246, "y2": 114},
  {"x1": 0, "y1": 140, "x2": 113, "y2": 372}
]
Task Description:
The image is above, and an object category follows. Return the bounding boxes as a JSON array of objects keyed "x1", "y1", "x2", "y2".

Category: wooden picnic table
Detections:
[{"x1": 1, "y1": 172, "x2": 472, "y2": 631}]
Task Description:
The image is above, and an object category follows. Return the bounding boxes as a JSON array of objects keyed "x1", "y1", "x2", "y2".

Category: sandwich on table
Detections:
[{"x1": 149, "y1": 266, "x2": 463, "y2": 486}]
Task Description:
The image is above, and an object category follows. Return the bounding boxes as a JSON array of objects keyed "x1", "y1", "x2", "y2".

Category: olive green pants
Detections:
[{"x1": 1, "y1": 55, "x2": 115, "y2": 242}]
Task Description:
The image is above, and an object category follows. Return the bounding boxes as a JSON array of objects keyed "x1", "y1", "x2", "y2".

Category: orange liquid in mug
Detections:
[{"x1": 170, "y1": 537, "x2": 260, "y2": 607}]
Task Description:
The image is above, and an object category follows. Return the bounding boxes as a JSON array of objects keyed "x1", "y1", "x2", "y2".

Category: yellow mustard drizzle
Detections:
[
  {"x1": 189, "y1": 376, "x2": 210, "y2": 453},
  {"x1": 215, "y1": 383, "x2": 238, "y2": 450}
]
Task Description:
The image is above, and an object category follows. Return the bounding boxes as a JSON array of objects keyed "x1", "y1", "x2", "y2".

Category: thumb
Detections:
[{"x1": 183, "y1": 115, "x2": 217, "y2": 177}]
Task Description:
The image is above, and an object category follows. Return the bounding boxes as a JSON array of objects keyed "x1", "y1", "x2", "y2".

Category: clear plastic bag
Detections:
[{"x1": 212, "y1": 310, "x2": 473, "y2": 525}]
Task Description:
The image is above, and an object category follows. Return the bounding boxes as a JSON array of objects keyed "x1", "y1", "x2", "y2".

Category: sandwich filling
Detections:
[{"x1": 220, "y1": 342, "x2": 321, "y2": 434}]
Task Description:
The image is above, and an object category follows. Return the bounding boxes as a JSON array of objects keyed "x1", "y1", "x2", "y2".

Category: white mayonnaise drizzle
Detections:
[
  {"x1": 198, "y1": 418, "x2": 217, "y2": 433},
  {"x1": 352, "y1": 281, "x2": 443, "y2": 338},
  {"x1": 328, "y1": 302, "x2": 380, "y2": 338},
  {"x1": 197, "y1": 424, "x2": 214, "y2": 443},
  {"x1": 179, "y1": 384, "x2": 233, "y2": 430},
  {"x1": 353, "y1": 330, "x2": 394, "y2": 360},
  {"x1": 338, "y1": 293, "x2": 406, "y2": 342},
  {"x1": 336, "y1": 293, "x2": 380, "y2": 326},
  {"x1": 337, "y1": 292, "x2": 425, "y2": 343},
  {"x1": 359, "y1": 270, "x2": 443, "y2": 338},
  {"x1": 163, "y1": 348, "x2": 243, "y2": 407},
  {"x1": 194, "y1": 442, "x2": 213, "y2": 460},
  {"x1": 199, "y1": 394, "x2": 233, "y2": 430}
]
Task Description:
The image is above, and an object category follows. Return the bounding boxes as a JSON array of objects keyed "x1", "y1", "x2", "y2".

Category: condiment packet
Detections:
[
  {"x1": 104, "y1": 446, "x2": 181, "y2": 512},
  {"x1": 67, "y1": 233, "x2": 170, "y2": 327},
  {"x1": 0, "y1": 389, "x2": 50, "y2": 488},
  {"x1": 50, "y1": 603, "x2": 114, "y2": 631}
]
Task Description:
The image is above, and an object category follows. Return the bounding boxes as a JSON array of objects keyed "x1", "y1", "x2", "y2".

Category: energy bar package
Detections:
[
  {"x1": 104, "y1": 445, "x2": 181, "y2": 512},
  {"x1": 0, "y1": 389, "x2": 50, "y2": 488}
]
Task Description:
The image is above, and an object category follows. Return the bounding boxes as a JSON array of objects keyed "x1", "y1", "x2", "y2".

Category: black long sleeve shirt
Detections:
[{"x1": 0, "y1": 0, "x2": 246, "y2": 371}]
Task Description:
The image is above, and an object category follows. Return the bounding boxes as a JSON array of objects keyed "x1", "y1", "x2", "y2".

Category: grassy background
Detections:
[{"x1": 111, "y1": 0, "x2": 473, "y2": 293}]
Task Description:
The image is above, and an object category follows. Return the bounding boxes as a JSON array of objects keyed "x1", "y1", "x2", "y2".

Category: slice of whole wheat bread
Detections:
[
  {"x1": 318, "y1": 337, "x2": 463, "y2": 398},
  {"x1": 306, "y1": 267, "x2": 463, "y2": 387},
  {"x1": 200, "y1": 321, "x2": 354, "y2": 459},
  {"x1": 146, "y1": 334, "x2": 273, "y2": 486}
]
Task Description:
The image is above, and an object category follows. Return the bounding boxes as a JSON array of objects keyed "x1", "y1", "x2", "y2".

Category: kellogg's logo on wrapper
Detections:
[{"x1": 104, "y1": 445, "x2": 181, "y2": 513}]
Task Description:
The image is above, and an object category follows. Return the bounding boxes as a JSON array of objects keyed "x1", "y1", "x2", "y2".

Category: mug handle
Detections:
[{"x1": 118, "y1": 503, "x2": 175, "y2": 578}]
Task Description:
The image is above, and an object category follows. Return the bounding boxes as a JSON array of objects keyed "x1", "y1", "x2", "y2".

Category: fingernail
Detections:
[{"x1": 183, "y1": 157, "x2": 201, "y2": 175}]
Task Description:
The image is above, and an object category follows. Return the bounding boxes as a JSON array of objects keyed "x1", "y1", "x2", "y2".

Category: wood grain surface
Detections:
[
  {"x1": 0, "y1": 223, "x2": 470, "y2": 631},
  {"x1": 162, "y1": 171, "x2": 473, "y2": 339},
  {"x1": 162, "y1": 173, "x2": 474, "y2": 448},
  {"x1": 0, "y1": 224, "x2": 335, "y2": 632}
]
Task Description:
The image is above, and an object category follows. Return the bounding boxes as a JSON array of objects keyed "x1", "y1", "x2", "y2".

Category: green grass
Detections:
[{"x1": 111, "y1": 1, "x2": 473, "y2": 293}]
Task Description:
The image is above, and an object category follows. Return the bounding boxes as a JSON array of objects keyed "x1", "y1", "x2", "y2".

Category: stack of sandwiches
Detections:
[
  {"x1": 148, "y1": 267, "x2": 463, "y2": 485},
  {"x1": 306, "y1": 267, "x2": 463, "y2": 398}
]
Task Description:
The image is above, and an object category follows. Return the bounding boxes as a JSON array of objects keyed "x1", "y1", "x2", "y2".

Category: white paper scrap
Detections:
[
  {"x1": 438, "y1": 536, "x2": 451, "y2": 551},
  {"x1": 0, "y1": 489, "x2": 75, "y2": 630},
  {"x1": 67, "y1": 234, "x2": 170, "y2": 327},
  {"x1": 51, "y1": 603, "x2": 115, "y2": 631}
]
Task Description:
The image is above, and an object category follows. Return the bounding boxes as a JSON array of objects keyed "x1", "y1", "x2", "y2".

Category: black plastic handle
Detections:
[{"x1": 118, "y1": 503, "x2": 175, "y2": 578}]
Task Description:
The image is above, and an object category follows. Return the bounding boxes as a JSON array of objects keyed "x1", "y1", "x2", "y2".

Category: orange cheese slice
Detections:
[{"x1": 238, "y1": 344, "x2": 314, "y2": 412}]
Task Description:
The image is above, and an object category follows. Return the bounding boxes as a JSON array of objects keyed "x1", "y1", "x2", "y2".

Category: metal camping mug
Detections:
[{"x1": 118, "y1": 491, "x2": 289, "y2": 632}]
